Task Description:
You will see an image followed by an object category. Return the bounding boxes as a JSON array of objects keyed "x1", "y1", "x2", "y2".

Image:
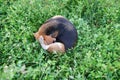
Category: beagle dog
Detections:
[{"x1": 34, "y1": 15, "x2": 78, "y2": 53}]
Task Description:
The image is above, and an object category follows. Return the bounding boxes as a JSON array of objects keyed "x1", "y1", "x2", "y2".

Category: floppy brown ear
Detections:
[{"x1": 51, "y1": 31, "x2": 58, "y2": 38}]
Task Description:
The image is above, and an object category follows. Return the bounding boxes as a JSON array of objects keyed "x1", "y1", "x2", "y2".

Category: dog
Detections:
[
  {"x1": 39, "y1": 36, "x2": 65, "y2": 53},
  {"x1": 34, "y1": 15, "x2": 78, "y2": 53}
]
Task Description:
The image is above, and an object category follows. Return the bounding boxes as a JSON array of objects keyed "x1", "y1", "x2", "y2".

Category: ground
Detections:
[{"x1": 0, "y1": 0, "x2": 120, "y2": 80}]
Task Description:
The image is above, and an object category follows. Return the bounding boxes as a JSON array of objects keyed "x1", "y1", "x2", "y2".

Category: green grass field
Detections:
[{"x1": 0, "y1": 0, "x2": 120, "y2": 80}]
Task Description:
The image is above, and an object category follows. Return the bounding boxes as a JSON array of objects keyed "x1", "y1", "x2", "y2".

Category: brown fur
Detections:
[
  {"x1": 34, "y1": 15, "x2": 77, "y2": 53},
  {"x1": 33, "y1": 20, "x2": 59, "y2": 45},
  {"x1": 34, "y1": 32, "x2": 56, "y2": 45},
  {"x1": 38, "y1": 36, "x2": 65, "y2": 53},
  {"x1": 47, "y1": 42, "x2": 65, "y2": 53},
  {"x1": 34, "y1": 16, "x2": 65, "y2": 53}
]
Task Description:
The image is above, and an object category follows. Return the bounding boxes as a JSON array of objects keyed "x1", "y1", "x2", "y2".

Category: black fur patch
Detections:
[{"x1": 45, "y1": 17, "x2": 78, "y2": 50}]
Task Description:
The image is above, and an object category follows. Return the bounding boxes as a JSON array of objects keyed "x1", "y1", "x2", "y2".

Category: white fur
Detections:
[
  {"x1": 39, "y1": 36, "x2": 64, "y2": 52},
  {"x1": 39, "y1": 36, "x2": 49, "y2": 50}
]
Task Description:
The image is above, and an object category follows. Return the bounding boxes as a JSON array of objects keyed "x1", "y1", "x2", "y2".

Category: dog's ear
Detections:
[
  {"x1": 33, "y1": 32, "x2": 39, "y2": 40},
  {"x1": 51, "y1": 31, "x2": 58, "y2": 38}
]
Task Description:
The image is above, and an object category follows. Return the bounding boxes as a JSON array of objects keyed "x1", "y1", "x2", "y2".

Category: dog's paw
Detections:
[{"x1": 39, "y1": 36, "x2": 44, "y2": 44}]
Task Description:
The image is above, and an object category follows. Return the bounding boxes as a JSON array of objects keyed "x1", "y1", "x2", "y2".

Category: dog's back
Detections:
[{"x1": 43, "y1": 16, "x2": 78, "y2": 50}]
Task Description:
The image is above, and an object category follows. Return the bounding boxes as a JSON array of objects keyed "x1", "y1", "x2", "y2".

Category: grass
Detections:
[{"x1": 0, "y1": 0, "x2": 120, "y2": 80}]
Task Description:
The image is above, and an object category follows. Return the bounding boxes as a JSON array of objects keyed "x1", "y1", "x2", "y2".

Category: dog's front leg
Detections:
[{"x1": 39, "y1": 36, "x2": 49, "y2": 50}]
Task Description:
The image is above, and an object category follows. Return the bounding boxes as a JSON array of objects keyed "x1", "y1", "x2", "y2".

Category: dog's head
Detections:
[{"x1": 33, "y1": 31, "x2": 57, "y2": 45}]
